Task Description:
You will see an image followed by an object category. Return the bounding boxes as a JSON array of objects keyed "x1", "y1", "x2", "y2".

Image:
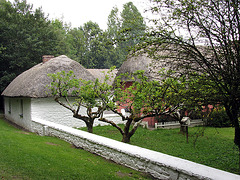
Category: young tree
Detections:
[
  {"x1": 98, "y1": 71, "x2": 183, "y2": 143},
  {"x1": 47, "y1": 71, "x2": 110, "y2": 133},
  {"x1": 142, "y1": 0, "x2": 240, "y2": 169}
]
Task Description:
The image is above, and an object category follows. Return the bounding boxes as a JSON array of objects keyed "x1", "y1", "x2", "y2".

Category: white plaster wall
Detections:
[
  {"x1": 31, "y1": 98, "x2": 123, "y2": 128},
  {"x1": 4, "y1": 97, "x2": 32, "y2": 130},
  {"x1": 31, "y1": 118, "x2": 240, "y2": 180}
]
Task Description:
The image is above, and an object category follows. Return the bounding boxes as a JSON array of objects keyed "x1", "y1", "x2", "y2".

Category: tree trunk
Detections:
[
  {"x1": 237, "y1": 140, "x2": 240, "y2": 175},
  {"x1": 225, "y1": 101, "x2": 240, "y2": 172},
  {"x1": 86, "y1": 121, "x2": 93, "y2": 133},
  {"x1": 233, "y1": 122, "x2": 240, "y2": 174},
  {"x1": 234, "y1": 125, "x2": 240, "y2": 148},
  {"x1": 121, "y1": 119, "x2": 133, "y2": 143},
  {"x1": 73, "y1": 114, "x2": 94, "y2": 133},
  {"x1": 122, "y1": 133, "x2": 131, "y2": 143},
  {"x1": 225, "y1": 103, "x2": 240, "y2": 147}
]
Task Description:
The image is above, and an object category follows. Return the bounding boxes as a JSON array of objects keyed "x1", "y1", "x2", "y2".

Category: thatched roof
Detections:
[
  {"x1": 87, "y1": 69, "x2": 118, "y2": 85},
  {"x1": 116, "y1": 44, "x2": 209, "y2": 83},
  {"x1": 2, "y1": 55, "x2": 95, "y2": 98},
  {"x1": 115, "y1": 55, "x2": 166, "y2": 82}
]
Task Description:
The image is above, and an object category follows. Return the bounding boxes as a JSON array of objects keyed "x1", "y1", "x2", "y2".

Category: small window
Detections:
[
  {"x1": 19, "y1": 99, "x2": 23, "y2": 118},
  {"x1": 8, "y1": 98, "x2": 11, "y2": 114}
]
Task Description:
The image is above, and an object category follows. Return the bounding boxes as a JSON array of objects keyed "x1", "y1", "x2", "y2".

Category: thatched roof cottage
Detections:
[{"x1": 1, "y1": 55, "x2": 97, "y2": 130}]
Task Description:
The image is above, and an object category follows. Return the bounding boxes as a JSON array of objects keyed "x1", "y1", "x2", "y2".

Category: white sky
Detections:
[{"x1": 9, "y1": 0, "x2": 153, "y2": 30}]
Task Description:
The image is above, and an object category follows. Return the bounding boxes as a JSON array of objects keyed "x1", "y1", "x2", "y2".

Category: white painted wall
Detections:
[
  {"x1": 4, "y1": 97, "x2": 32, "y2": 130},
  {"x1": 31, "y1": 98, "x2": 123, "y2": 128}
]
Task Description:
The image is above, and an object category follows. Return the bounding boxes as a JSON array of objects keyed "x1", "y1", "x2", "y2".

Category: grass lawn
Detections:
[
  {"x1": 0, "y1": 118, "x2": 151, "y2": 180},
  {"x1": 81, "y1": 125, "x2": 239, "y2": 175}
]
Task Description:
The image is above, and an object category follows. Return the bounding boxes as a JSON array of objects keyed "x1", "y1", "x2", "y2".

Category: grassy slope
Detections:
[
  {"x1": 82, "y1": 125, "x2": 239, "y2": 174},
  {"x1": 0, "y1": 118, "x2": 151, "y2": 180}
]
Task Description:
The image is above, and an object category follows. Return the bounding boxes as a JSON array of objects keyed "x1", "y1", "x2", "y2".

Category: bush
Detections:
[{"x1": 206, "y1": 108, "x2": 232, "y2": 127}]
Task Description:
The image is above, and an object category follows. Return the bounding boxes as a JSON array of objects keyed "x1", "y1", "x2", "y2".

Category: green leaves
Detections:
[
  {"x1": 113, "y1": 70, "x2": 185, "y2": 118},
  {"x1": 47, "y1": 71, "x2": 78, "y2": 97},
  {"x1": 0, "y1": 0, "x2": 64, "y2": 92},
  {"x1": 47, "y1": 70, "x2": 115, "y2": 111},
  {"x1": 47, "y1": 69, "x2": 210, "y2": 142}
]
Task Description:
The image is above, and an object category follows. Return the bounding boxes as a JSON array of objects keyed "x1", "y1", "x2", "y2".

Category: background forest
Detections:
[{"x1": 0, "y1": 0, "x2": 146, "y2": 109}]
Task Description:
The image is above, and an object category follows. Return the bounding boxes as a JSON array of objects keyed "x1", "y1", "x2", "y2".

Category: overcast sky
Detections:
[{"x1": 9, "y1": 0, "x2": 153, "y2": 30}]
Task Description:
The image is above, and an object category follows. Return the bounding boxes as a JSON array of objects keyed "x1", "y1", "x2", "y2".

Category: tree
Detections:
[
  {"x1": 98, "y1": 71, "x2": 184, "y2": 143},
  {"x1": 142, "y1": 0, "x2": 240, "y2": 170},
  {"x1": 67, "y1": 27, "x2": 87, "y2": 65},
  {"x1": 105, "y1": 7, "x2": 126, "y2": 68},
  {"x1": 66, "y1": 21, "x2": 120, "y2": 69},
  {"x1": 47, "y1": 71, "x2": 112, "y2": 133},
  {"x1": 120, "y1": 2, "x2": 146, "y2": 48},
  {"x1": 80, "y1": 21, "x2": 103, "y2": 68},
  {"x1": 161, "y1": 71, "x2": 221, "y2": 133},
  {"x1": 64, "y1": 2, "x2": 147, "y2": 69},
  {"x1": 51, "y1": 19, "x2": 71, "y2": 55},
  {"x1": 106, "y1": 2, "x2": 147, "y2": 68},
  {"x1": 0, "y1": 0, "x2": 64, "y2": 93},
  {"x1": 107, "y1": 6, "x2": 120, "y2": 42}
]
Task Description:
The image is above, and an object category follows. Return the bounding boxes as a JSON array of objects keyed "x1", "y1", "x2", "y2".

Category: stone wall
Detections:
[{"x1": 31, "y1": 117, "x2": 240, "y2": 180}]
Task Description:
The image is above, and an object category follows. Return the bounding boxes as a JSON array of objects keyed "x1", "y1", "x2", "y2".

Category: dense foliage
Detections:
[
  {"x1": 207, "y1": 107, "x2": 232, "y2": 127},
  {"x1": 0, "y1": 0, "x2": 62, "y2": 93},
  {"x1": 67, "y1": 2, "x2": 146, "y2": 68}
]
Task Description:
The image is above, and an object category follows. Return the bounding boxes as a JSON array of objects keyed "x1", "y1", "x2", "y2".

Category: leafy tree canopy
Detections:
[
  {"x1": 140, "y1": 0, "x2": 240, "y2": 161},
  {"x1": 0, "y1": 0, "x2": 64, "y2": 93}
]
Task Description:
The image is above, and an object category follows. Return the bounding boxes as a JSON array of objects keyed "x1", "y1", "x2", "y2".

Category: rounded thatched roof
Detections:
[
  {"x1": 116, "y1": 55, "x2": 160, "y2": 82},
  {"x1": 2, "y1": 55, "x2": 95, "y2": 98}
]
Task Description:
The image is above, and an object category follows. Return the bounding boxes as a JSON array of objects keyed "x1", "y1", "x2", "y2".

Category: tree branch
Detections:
[{"x1": 98, "y1": 117, "x2": 124, "y2": 135}]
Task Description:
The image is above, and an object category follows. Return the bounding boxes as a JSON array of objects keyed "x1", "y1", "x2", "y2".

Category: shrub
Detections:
[{"x1": 206, "y1": 108, "x2": 232, "y2": 127}]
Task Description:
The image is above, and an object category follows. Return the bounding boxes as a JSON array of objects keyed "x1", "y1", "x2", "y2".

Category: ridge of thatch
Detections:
[
  {"x1": 2, "y1": 55, "x2": 95, "y2": 98},
  {"x1": 87, "y1": 69, "x2": 118, "y2": 85}
]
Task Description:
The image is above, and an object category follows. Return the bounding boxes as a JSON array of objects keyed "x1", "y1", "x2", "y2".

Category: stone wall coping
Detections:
[{"x1": 32, "y1": 117, "x2": 240, "y2": 180}]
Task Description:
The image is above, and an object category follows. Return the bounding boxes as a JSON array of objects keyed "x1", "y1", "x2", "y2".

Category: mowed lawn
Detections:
[
  {"x1": 81, "y1": 125, "x2": 239, "y2": 175},
  {"x1": 0, "y1": 118, "x2": 151, "y2": 180}
]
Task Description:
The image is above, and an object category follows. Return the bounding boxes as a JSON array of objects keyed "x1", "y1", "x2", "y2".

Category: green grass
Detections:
[
  {"x1": 81, "y1": 125, "x2": 239, "y2": 175},
  {"x1": 0, "y1": 118, "x2": 152, "y2": 180}
]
